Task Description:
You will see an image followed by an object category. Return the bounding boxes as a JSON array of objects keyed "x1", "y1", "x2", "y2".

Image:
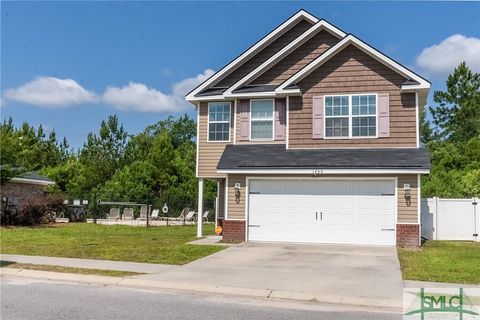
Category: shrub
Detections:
[{"x1": 1, "y1": 194, "x2": 65, "y2": 226}]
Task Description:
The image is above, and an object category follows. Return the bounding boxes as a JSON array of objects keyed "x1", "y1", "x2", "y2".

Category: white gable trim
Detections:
[
  {"x1": 224, "y1": 20, "x2": 346, "y2": 95},
  {"x1": 276, "y1": 34, "x2": 430, "y2": 93},
  {"x1": 185, "y1": 10, "x2": 319, "y2": 102}
]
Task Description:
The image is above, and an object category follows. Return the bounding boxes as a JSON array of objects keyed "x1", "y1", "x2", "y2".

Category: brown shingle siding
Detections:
[
  {"x1": 215, "y1": 20, "x2": 313, "y2": 87},
  {"x1": 252, "y1": 29, "x2": 340, "y2": 85},
  {"x1": 289, "y1": 44, "x2": 417, "y2": 149}
]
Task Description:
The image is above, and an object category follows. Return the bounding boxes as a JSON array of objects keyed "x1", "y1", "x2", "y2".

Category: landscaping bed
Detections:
[
  {"x1": 398, "y1": 241, "x2": 480, "y2": 284},
  {"x1": 0, "y1": 223, "x2": 224, "y2": 265}
]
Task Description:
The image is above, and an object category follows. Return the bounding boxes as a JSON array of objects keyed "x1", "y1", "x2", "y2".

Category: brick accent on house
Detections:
[
  {"x1": 396, "y1": 224, "x2": 420, "y2": 247},
  {"x1": 222, "y1": 220, "x2": 246, "y2": 242},
  {"x1": 0, "y1": 181, "x2": 47, "y2": 213}
]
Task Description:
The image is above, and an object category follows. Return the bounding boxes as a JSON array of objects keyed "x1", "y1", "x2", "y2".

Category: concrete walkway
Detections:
[
  {"x1": 188, "y1": 236, "x2": 233, "y2": 246},
  {"x1": 0, "y1": 254, "x2": 175, "y2": 274}
]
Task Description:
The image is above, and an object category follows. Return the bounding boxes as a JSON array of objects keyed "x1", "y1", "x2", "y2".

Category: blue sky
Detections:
[{"x1": 2, "y1": 1, "x2": 479, "y2": 148}]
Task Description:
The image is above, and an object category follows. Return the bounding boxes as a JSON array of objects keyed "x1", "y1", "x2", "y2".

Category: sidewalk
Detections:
[{"x1": 0, "y1": 254, "x2": 176, "y2": 274}]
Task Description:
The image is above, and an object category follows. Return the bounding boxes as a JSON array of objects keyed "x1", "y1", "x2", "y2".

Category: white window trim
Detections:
[
  {"x1": 207, "y1": 101, "x2": 232, "y2": 143},
  {"x1": 250, "y1": 99, "x2": 275, "y2": 141},
  {"x1": 324, "y1": 93, "x2": 378, "y2": 139}
]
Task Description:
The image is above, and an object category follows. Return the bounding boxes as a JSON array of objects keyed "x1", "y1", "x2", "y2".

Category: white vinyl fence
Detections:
[{"x1": 421, "y1": 197, "x2": 479, "y2": 242}]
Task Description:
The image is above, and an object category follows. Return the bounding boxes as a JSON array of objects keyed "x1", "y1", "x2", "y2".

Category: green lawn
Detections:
[
  {"x1": 398, "y1": 241, "x2": 480, "y2": 284},
  {"x1": 0, "y1": 223, "x2": 224, "y2": 265}
]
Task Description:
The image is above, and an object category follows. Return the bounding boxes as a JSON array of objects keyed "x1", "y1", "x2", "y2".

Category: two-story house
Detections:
[{"x1": 186, "y1": 10, "x2": 430, "y2": 247}]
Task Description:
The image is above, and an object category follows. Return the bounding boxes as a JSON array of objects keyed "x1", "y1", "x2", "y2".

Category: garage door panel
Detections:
[{"x1": 248, "y1": 179, "x2": 396, "y2": 245}]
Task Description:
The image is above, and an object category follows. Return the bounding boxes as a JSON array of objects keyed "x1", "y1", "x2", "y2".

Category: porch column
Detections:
[
  {"x1": 215, "y1": 180, "x2": 220, "y2": 228},
  {"x1": 197, "y1": 178, "x2": 204, "y2": 237}
]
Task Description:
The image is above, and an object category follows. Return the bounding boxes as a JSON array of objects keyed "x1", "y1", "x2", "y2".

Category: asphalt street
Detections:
[{"x1": 0, "y1": 275, "x2": 401, "y2": 320}]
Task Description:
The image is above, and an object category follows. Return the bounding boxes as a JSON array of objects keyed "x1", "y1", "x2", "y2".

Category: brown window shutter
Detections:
[
  {"x1": 239, "y1": 99, "x2": 250, "y2": 141},
  {"x1": 378, "y1": 93, "x2": 390, "y2": 137},
  {"x1": 274, "y1": 98, "x2": 285, "y2": 141},
  {"x1": 312, "y1": 96, "x2": 324, "y2": 139}
]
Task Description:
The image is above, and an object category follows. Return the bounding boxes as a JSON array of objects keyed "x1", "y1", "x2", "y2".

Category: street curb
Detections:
[
  {"x1": 0, "y1": 268, "x2": 122, "y2": 286},
  {"x1": 1, "y1": 268, "x2": 402, "y2": 311},
  {"x1": 118, "y1": 278, "x2": 271, "y2": 298}
]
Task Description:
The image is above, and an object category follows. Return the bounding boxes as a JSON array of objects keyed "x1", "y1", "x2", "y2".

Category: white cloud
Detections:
[
  {"x1": 2, "y1": 70, "x2": 215, "y2": 113},
  {"x1": 102, "y1": 69, "x2": 214, "y2": 113},
  {"x1": 416, "y1": 34, "x2": 480, "y2": 76},
  {"x1": 3, "y1": 77, "x2": 98, "y2": 107}
]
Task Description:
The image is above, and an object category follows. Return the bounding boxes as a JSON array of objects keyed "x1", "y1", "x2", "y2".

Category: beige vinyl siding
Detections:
[
  {"x1": 252, "y1": 29, "x2": 340, "y2": 85},
  {"x1": 397, "y1": 174, "x2": 418, "y2": 224},
  {"x1": 226, "y1": 174, "x2": 247, "y2": 220},
  {"x1": 197, "y1": 102, "x2": 233, "y2": 178},
  {"x1": 225, "y1": 174, "x2": 418, "y2": 223},
  {"x1": 215, "y1": 19, "x2": 313, "y2": 88},
  {"x1": 217, "y1": 179, "x2": 225, "y2": 219},
  {"x1": 289, "y1": 45, "x2": 417, "y2": 148}
]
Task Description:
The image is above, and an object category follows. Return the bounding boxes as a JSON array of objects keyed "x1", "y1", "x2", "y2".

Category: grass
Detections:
[
  {"x1": 0, "y1": 223, "x2": 224, "y2": 265},
  {"x1": 0, "y1": 261, "x2": 141, "y2": 277},
  {"x1": 398, "y1": 241, "x2": 480, "y2": 284}
]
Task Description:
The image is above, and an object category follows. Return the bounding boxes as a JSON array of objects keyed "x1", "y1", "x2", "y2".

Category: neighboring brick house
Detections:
[
  {"x1": 186, "y1": 10, "x2": 430, "y2": 247},
  {"x1": 0, "y1": 172, "x2": 55, "y2": 214}
]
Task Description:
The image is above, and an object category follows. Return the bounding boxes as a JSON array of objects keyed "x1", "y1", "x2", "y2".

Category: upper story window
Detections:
[
  {"x1": 325, "y1": 94, "x2": 377, "y2": 138},
  {"x1": 208, "y1": 102, "x2": 231, "y2": 142},
  {"x1": 251, "y1": 99, "x2": 274, "y2": 140},
  {"x1": 352, "y1": 95, "x2": 376, "y2": 137}
]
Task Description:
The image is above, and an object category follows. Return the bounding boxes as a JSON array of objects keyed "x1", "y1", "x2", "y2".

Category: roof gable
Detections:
[
  {"x1": 276, "y1": 34, "x2": 430, "y2": 93},
  {"x1": 223, "y1": 21, "x2": 345, "y2": 95},
  {"x1": 186, "y1": 12, "x2": 430, "y2": 102},
  {"x1": 215, "y1": 19, "x2": 314, "y2": 88},
  {"x1": 185, "y1": 10, "x2": 318, "y2": 101}
]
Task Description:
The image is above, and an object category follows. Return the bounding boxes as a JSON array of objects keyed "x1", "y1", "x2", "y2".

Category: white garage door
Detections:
[{"x1": 247, "y1": 179, "x2": 396, "y2": 245}]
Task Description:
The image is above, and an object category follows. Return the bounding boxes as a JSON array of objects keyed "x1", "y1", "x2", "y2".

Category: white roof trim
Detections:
[
  {"x1": 401, "y1": 84, "x2": 431, "y2": 91},
  {"x1": 223, "y1": 89, "x2": 301, "y2": 99},
  {"x1": 277, "y1": 34, "x2": 430, "y2": 93},
  {"x1": 224, "y1": 20, "x2": 346, "y2": 95},
  {"x1": 217, "y1": 168, "x2": 430, "y2": 174},
  {"x1": 10, "y1": 177, "x2": 55, "y2": 186},
  {"x1": 190, "y1": 95, "x2": 226, "y2": 102},
  {"x1": 185, "y1": 10, "x2": 319, "y2": 101}
]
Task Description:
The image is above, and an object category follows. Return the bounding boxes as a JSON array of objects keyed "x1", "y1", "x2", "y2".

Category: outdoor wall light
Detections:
[
  {"x1": 234, "y1": 183, "x2": 241, "y2": 204},
  {"x1": 404, "y1": 184, "x2": 411, "y2": 206}
]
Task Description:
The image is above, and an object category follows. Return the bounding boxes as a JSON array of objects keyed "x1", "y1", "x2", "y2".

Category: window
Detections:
[
  {"x1": 352, "y1": 95, "x2": 376, "y2": 137},
  {"x1": 251, "y1": 99, "x2": 274, "y2": 140},
  {"x1": 208, "y1": 102, "x2": 231, "y2": 141},
  {"x1": 325, "y1": 96, "x2": 349, "y2": 138},
  {"x1": 324, "y1": 94, "x2": 377, "y2": 138}
]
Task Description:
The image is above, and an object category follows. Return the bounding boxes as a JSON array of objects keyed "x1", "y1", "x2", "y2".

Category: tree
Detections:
[
  {"x1": 98, "y1": 160, "x2": 158, "y2": 202},
  {"x1": 144, "y1": 114, "x2": 196, "y2": 149},
  {"x1": 430, "y1": 62, "x2": 480, "y2": 142},
  {"x1": 419, "y1": 108, "x2": 434, "y2": 146},
  {"x1": 0, "y1": 117, "x2": 68, "y2": 172},
  {"x1": 79, "y1": 115, "x2": 128, "y2": 188}
]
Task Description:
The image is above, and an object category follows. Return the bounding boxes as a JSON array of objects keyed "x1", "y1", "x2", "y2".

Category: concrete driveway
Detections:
[{"x1": 134, "y1": 242, "x2": 404, "y2": 309}]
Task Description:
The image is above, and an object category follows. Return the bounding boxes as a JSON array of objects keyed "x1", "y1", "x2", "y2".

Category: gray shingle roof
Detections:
[
  {"x1": 232, "y1": 84, "x2": 278, "y2": 93},
  {"x1": 19, "y1": 171, "x2": 55, "y2": 182},
  {"x1": 217, "y1": 144, "x2": 431, "y2": 170},
  {"x1": 196, "y1": 87, "x2": 228, "y2": 97}
]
